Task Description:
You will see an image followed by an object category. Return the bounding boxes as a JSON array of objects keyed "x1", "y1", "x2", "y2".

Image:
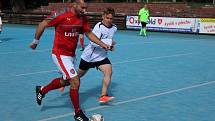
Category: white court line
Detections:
[
  {"x1": 113, "y1": 52, "x2": 193, "y2": 64},
  {"x1": 14, "y1": 70, "x2": 57, "y2": 77},
  {"x1": 38, "y1": 80, "x2": 215, "y2": 121},
  {"x1": 4, "y1": 52, "x2": 192, "y2": 78}
]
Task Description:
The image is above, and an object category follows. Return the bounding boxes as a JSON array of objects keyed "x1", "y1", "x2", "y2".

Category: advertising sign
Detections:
[
  {"x1": 199, "y1": 18, "x2": 215, "y2": 34},
  {"x1": 126, "y1": 16, "x2": 198, "y2": 33}
]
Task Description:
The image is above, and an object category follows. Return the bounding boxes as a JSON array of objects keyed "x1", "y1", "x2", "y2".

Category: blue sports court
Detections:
[{"x1": 0, "y1": 24, "x2": 215, "y2": 121}]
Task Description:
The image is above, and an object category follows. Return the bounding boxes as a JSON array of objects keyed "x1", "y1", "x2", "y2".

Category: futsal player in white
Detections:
[{"x1": 78, "y1": 7, "x2": 117, "y2": 103}]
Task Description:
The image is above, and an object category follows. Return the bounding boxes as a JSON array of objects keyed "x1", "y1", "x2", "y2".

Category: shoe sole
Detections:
[{"x1": 99, "y1": 97, "x2": 115, "y2": 103}]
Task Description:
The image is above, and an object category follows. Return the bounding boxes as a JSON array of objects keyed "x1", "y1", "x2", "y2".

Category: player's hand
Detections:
[
  {"x1": 112, "y1": 40, "x2": 116, "y2": 46},
  {"x1": 29, "y1": 43, "x2": 38, "y2": 50},
  {"x1": 110, "y1": 45, "x2": 115, "y2": 51},
  {"x1": 110, "y1": 40, "x2": 116, "y2": 51},
  {"x1": 102, "y1": 44, "x2": 113, "y2": 51},
  {"x1": 29, "y1": 39, "x2": 39, "y2": 50}
]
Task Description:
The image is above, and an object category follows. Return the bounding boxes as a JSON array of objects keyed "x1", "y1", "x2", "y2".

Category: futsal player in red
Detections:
[{"x1": 29, "y1": 0, "x2": 111, "y2": 121}]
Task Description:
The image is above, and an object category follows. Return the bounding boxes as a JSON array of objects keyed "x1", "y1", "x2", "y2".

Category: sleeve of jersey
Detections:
[
  {"x1": 47, "y1": 12, "x2": 64, "y2": 27},
  {"x1": 82, "y1": 16, "x2": 91, "y2": 33}
]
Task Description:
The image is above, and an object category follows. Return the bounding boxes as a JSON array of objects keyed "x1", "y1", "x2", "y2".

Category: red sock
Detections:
[
  {"x1": 80, "y1": 36, "x2": 84, "y2": 48},
  {"x1": 41, "y1": 77, "x2": 62, "y2": 94},
  {"x1": 70, "y1": 88, "x2": 80, "y2": 113}
]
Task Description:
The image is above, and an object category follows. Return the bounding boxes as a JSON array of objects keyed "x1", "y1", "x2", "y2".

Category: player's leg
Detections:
[
  {"x1": 36, "y1": 77, "x2": 70, "y2": 105},
  {"x1": 98, "y1": 64, "x2": 112, "y2": 96},
  {"x1": 77, "y1": 68, "x2": 88, "y2": 78},
  {"x1": 53, "y1": 55, "x2": 88, "y2": 120},
  {"x1": 139, "y1": 25, "x2": 143, "y2": 36},
  {"x1": 69, "y1": 73, "x2": 89, "y2": 120},
  {"x1": 97, "y1": 58, "x2": 115, "y2": 103},
  {"x1": 77, "y1": 58, "x2": 92, "y2": 78},
  {"x1": 142, "y1": 22, "x2": 147, "y2": 36},
  {"x1": 36, "y1": 54, "x2": 75, "y2": 105}
]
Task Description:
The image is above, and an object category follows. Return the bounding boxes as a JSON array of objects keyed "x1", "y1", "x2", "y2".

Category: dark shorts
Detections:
[
  {"x1": 141, "y1": 22, "x2": 147, "y2": 28},
  {"x1": 79, "y1": 58, "x2": 111, "y2": 70}
]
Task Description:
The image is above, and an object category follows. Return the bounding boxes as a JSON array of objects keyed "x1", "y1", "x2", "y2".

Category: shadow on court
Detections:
[{"x1": 0, "y1": 37, "x2": 14, "y2": 42}]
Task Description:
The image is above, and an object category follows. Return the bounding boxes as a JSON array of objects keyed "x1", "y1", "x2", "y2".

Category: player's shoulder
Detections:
[
  {"x1": 47, "y1": 9, "x2": 74, "y2": 20},
  {"x1": 95, "y1": 22, "x2": 102, "y2": 27},
  {"x1": 96, "y1": 22, "x2": 117, "y2": 29},
  {"x1": 112, "y1": 23, "x2": 117, "y2": 29}
]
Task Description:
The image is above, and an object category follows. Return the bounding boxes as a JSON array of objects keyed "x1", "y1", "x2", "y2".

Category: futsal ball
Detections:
[{"x1": 89, "y1": 114, "x2": 104, "y2": 121}]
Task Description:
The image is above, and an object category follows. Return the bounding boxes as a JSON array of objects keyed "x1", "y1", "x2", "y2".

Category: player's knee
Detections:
[
  {"x1": 104, "y1": 70, "x2": 112, "y2": 77},
  {"x1": 60, "y1": 79, "x2": 70, "y2": 86},
  {"x1": 69, "y1": 76, "x2": 80, "y2": 89},
  {"x1": 104, "y1": 74, "x2": 111, "y2": 80}
]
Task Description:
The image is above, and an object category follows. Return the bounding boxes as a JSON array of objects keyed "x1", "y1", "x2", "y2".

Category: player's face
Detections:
[
  {"x1": 75, "y1": 2, "x2": 87, "y2": 16},
  {"x1": 144, "y1": 4, "x2": 147, "y2": 8},
  {"x1": 102, "y1": 13, "x2": 114, "y2": 27}
]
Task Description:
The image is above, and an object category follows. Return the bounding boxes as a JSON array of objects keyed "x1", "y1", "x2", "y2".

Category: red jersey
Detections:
[{"x1": 47, "y1": 11, "x2": 90, "y2": 56}]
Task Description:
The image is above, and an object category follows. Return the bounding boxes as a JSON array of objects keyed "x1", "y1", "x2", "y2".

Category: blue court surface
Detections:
[{"x1": 0, "y1": 24, "x2": 215, "y2": 121}]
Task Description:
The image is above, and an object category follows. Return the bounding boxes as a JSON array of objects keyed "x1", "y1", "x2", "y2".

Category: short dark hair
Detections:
[
  {"x1": 103, "y1": 7, "x2": 115, "y2": 16},
  {"x1": 72, "y1": 0, "x2": 85, "y2": 3}
]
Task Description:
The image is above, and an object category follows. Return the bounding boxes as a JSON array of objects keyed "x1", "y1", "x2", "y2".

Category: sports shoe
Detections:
[
  {"x1": 99, "y1": 95, "x2": 115, "y2": 103},
  {"x1": 36, "y1": 86, "x2": 45, "y2": 105},
  {"x1": 74, "y1": 110, "x2": 89, "y2": 121}
]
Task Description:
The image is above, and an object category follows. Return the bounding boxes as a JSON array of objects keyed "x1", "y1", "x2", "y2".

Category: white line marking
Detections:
[
  {"x1": 3, "y1": 52, "x2": 192, "y2": 78},
  {"x1": 113, "y1": 53, "x2": 193, "y2": 64},
  {"x1": 14, "y1": 70, "x2": 57, "y2": 77},
  {"x1": 38, "y1": 80, "x2": 215, "y2": 121}
]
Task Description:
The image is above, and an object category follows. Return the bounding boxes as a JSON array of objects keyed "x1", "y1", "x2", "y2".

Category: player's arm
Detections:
[
  {"x1": 29, "y1": 19, "x2": 49, "y2": 49},
  {"x1": 85, "y1": 30, "x2": 112, "y2": 51}
]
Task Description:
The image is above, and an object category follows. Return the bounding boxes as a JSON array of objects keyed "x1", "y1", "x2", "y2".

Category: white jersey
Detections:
[{"x1": 81, "y1": 22, "x2": 117, "y2": 62}]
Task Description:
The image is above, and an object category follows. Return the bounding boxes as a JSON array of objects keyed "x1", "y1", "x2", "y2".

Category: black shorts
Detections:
[
  {"x1": 141, "y1": 22, "x2": 147, "y2": 28},
  {"x1": 79, "y1": 58, "x2": 111, "y2": 70}
]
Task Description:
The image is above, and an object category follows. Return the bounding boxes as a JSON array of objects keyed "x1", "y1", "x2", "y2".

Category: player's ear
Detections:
[{"x1": 102, "y1": 14, "x2": 105, "y2": 20}]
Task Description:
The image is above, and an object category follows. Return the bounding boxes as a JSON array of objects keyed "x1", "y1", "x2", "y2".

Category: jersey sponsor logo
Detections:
[
  {"x1": 65, "y1": 32, "x2": 79, "y2": 37},
  {"x1": 66, "y1": 17, "x2": 71, "y2": 21}
]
